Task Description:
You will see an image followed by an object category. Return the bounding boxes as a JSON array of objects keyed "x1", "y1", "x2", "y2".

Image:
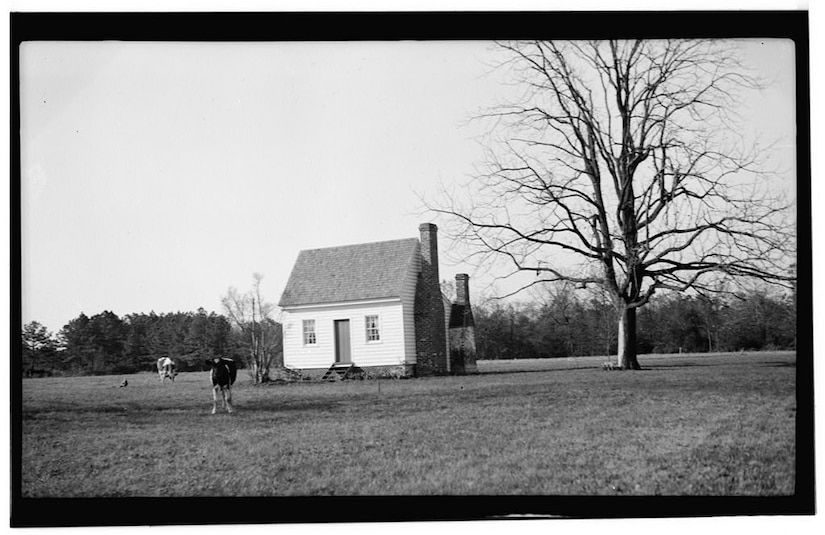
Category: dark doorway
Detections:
[{"x1": 334, "y1": 319, "x2": 351, "y2": 364}]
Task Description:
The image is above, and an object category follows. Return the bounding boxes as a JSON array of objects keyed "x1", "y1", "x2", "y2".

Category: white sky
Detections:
[
  {"x1": 18, "y1": 38, "x2": 797, "y2": 333},
  {"x1": 19, "y1": 41, "x2": 499, "y2": 332}
]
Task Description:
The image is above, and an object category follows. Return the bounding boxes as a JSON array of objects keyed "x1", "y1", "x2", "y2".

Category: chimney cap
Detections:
[
  {"x1": 456, "y1": 273, "x2": 469, "y2": 280},
  {"x1": 419, "y1": 223, "x2": 438, "y2": 232}
]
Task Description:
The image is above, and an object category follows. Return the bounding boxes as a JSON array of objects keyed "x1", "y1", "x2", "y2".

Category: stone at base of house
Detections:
[
  {"x1": 291, "y1": 364, "x2": 416, "y2": 380},
  {"x1": 359, "y1": 364, "x2": 416, "y2": 379},
  {"x1": 269, "y1": 366, "x2": 305, "y2": 381}
]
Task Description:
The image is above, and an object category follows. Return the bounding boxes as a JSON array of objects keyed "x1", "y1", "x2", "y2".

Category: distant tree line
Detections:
[
  {"x1": 21, "y1": 308, "x2": 283, "y2": 377},
  {"x1": 21, "y1": 287, "x2": 794, "y2": 376},
  {"x1": 474, "y1": 287, "x2": 796, "y2": 360}
]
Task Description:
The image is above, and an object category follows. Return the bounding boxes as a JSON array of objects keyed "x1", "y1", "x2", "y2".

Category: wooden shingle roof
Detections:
[{"x1": 278, "y1": 238, "x2": 420, "y2": 307}]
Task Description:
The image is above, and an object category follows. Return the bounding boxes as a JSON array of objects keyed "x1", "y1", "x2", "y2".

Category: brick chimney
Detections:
[
  {"x1": 449, "y1": 273, "x2": 477, "y2": 375},
  {"x1": 455, "y1": 273, "x2": 471, "y2": 306},
  {"x1": 414, "y1": 223, "x2": 448, "y2": 375},
  {"x1": 418, "y1": 223, "x2": 440, "y2": 281}
]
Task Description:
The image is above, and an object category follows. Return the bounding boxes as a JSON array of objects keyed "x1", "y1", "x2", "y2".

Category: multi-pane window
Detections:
[
  {"x1": 365, "y1": 315, "x2": 380, "y2": 342},
  {"x1": 303, "y1": 319, "x2": 317, "y2": 345}
]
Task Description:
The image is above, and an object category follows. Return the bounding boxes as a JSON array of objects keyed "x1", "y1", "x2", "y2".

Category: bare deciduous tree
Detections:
[
  {"x1": 431, "y1": 40, "x2": 795, "y2": 369},
  {"x1": 222, "y1": 273, "x2": 282, "y2": 383}
]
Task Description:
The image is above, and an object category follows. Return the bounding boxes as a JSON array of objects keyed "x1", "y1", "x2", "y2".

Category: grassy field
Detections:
[{"x1": 20, "y1": 351, "x2": 797, "y2": 497}]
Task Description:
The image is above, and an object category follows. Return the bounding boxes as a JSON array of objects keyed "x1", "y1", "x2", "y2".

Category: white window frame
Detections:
[
  {"x1": 303, "y1": 319, "x2": 317, "y2": 345},
  {"x1": 365, "y1": 315, "x2": 381, "y2": 343}
]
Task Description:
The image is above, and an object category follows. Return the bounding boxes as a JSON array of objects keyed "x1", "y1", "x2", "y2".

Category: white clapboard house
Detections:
[{"x1": 278, "y1": 224, "x2": 476, "y2": 379}]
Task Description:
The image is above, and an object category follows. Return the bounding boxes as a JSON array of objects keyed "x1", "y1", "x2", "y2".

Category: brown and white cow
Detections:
[
  {"x1": 156, "y1": 356, "x2": 177, "y2": 383},
  {"x1": 206, "y1": 357, "x2": 237, "y2": 414}
]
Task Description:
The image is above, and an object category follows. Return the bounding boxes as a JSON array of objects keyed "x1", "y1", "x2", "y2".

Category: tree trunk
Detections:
[
  {"x1": 707, "y1": 324, "x2": 713, "y2": 353},
  {"x1": 258, "y1": 360, "x2": 270, "y2": 383},
  {"x1": 616, "y1": 306, "x2": 642, "y2": 370}
]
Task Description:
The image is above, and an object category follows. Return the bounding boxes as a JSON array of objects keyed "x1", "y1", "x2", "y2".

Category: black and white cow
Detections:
[
  {"x1": 206, "y1": 357, "x2": 237, "y2": 414},
  {"x1": 157, "y1": 356, "x2": 177, "y2": 383}
]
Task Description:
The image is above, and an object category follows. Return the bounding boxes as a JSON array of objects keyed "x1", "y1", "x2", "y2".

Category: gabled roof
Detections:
[{"x1": 278, "y1": 238, "x2": 420, "y2": 307}]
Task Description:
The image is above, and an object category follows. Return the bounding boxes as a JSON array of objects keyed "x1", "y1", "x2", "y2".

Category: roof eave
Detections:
[{"x1": 280, "y1": 296, "x2": 404, "y2": 311}]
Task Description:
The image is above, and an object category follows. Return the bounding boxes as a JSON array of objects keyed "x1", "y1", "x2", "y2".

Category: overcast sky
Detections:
[{"x1": 19, "y1": 39, "x2": 796, "y2": 333}]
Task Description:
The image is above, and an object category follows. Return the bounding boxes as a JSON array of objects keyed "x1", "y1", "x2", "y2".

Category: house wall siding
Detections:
[
  {"x1": 400, "y1": 244, "x2": 421, "y2": 366},
  {"x1": 282, "y1": 300, "x2": 409, "y2": 369}
]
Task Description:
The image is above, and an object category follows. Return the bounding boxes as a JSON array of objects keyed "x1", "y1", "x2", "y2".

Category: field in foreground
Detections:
[{"x1": 20, "y1": 351, "x2": 796, "y2": 497}]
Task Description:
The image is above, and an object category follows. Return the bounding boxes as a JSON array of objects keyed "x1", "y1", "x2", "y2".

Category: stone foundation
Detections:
[
  {"x1": 359, "y1": 364, "x2": 415, "y2": 379},
  {"x1": 291, "y1": 364, "x2": 415, "y2": 381}
]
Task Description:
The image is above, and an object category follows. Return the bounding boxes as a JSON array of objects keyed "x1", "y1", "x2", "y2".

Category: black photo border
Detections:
[{"x1": 9, "y1": 10, "x2": 813, "y2": 527}]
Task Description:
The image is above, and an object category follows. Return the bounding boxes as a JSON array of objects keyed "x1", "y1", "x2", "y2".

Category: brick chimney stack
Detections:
[
  {"x1": 414, "y1": 223, "x2": 448, "y2": 375},
  {"x1": 448, "y1": 273, "x2": 477, "y2": 375},
  {"x1": 455, "y1": 273, "x2": 470, "y2": 306},
  {"x1": 418, "y1": 223, "x2": 440, "y2": 282}
]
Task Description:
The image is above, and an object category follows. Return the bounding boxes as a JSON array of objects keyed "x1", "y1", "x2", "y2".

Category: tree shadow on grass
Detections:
[
  {"x1": 475, "y1": 355, "x2": 795, "y2": 376},
  {"x1": 245, "y1": 399, "x2": 343, "y2": 413},
  {"x1": 642, "y1": 362, "x2": 733, "y2": 370},
  {"x1": 760, "y1": 361, "x2": 796, "y2": 368},
  {"x1": 478, "y1": 365, "x2": 599, "y2": 377},
  {"x1": 645, "y1": 358, "x2": 795, "y2": 370}
]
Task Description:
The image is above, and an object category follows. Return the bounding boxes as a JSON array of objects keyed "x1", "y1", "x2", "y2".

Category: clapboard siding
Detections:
[
  {"x1": 400, "y1": 244, "x2": 421, "y2": 365},
  {"x1": 282, "y1": 300, "x2": 409, "y2": 369}
]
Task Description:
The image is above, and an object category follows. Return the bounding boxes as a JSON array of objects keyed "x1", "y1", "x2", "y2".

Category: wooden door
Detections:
[{"x1": 334, "y1": 320, "x2": 351, "y2": 364}]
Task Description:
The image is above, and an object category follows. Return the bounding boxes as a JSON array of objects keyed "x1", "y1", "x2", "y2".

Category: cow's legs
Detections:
[
  {"x1": 224, "y1": 387, "x2": 233, "y2": 413},
  {"x1": 212, "y1": 386, "x2": 219, "y2": 414}
]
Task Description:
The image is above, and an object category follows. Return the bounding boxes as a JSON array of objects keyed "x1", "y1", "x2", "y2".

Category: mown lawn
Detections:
[{"x1": 20, "y1": 351, "x2": 796, "y2": 497}]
